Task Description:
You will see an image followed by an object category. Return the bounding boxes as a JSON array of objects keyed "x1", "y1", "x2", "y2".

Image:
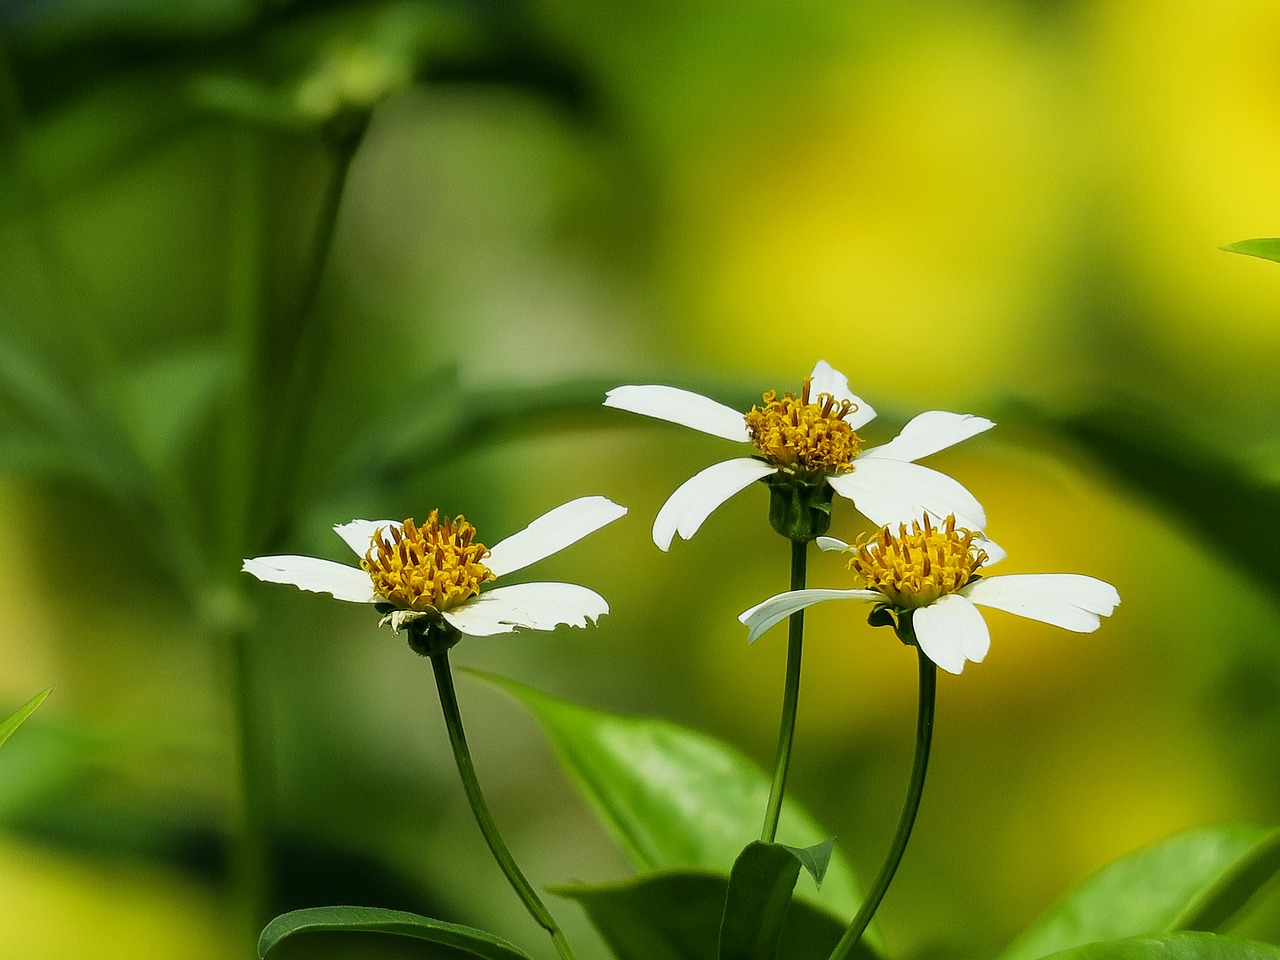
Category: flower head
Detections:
[
  {"x1": 740, "y1": 514, "x2": 1119, "y2": 675},
  {"x1": 604, "y1": 361, "x2": 993, "y2": 548},
  {"x1": 243, "y1": 496, "x2": 627, "y2": 639}
]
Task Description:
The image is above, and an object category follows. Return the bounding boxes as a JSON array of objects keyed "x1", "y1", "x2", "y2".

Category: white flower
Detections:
[
  {"x1": 604, "y1": 360, "x2": 993, "y2": 550},
  {"x1": 242, "y1": 496, "x2": 627, "y2": 637},
  {"x1": 740, "y1": 514, "x2": 1120, "y2": 675}
]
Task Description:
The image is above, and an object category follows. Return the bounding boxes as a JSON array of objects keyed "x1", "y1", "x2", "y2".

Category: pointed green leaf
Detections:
[
  {"x1": 1039, "y1": 932, "x2": 1280, "y2": 959},
  {"x1": 998, "y1": 826, "x2": 1278, "y2": 960},
  {"x1": 1222, "y1": 239, "x2": 1280, "y2": 264},
  {"x1": 0, "y1": 690, "x2": 51, "y2": 750},
  {"x1": 258, "y1": 906, "x2": 535, "y2": 959},
  {"x1": 554, "y1": 871, "x2": 878, "y2": 960},
  {"x1": 719, "y1": 841, "x2": 834, "y2": 960},
  {"x1": 473, "y1": 672, "x2": 872, "y2": 934}
]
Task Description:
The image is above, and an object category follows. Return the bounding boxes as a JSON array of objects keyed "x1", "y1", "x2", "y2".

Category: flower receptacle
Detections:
[
  {"x1": 763, "y1": 473, "x2": 835, "y2": 543},
  {"x1": 406, "y1": 620, "x2": 463, "y2": 658}
]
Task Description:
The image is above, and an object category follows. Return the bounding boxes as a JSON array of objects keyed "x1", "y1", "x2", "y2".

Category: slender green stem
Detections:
[
  {"x1": 428, "y1": 651, "x2": 578, "y2": 960},
  {"x1": 828, "y1": 644, "x2": 937, "y2": 960},
  {"x1": 760, "y1": 537, "x2": 809, "y2": 843}
]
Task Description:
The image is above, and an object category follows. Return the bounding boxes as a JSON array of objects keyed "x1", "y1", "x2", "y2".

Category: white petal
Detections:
[
  {"x1": 652, "y1": 458, "x2": 777, "y2": 551},
  {"x1": 859, "y1": 411, "x2": 994, "y2": 464},
  {"x1": 334, "y1": 519, "x2": 400, "y2": 557},
  {"x1": 828, "y1": 458, "x2": 986, "y2": 530},
  {"x1": 816, "y1": 536, "x2": 850, "y2": 552},
  {"x1": 963, "y1": 574, "x2": 1120, "y2": 633},
  {"x1": 604, "y1": 384, "x2": 750, "y2": 442},
  {"x1": 976, "y1": 534, "x2": 1006, "y2": 566},
  {"x1": 809, "y1": 361, "x2": 876, "y2": 430},
  {"x1": 442, "y1": 582, "x2": 609, "y2": 637},
  {"x1": 912, "y1": 595, "x2": 989, "y2": 674},
  {"x1": 486, "y1": 496, "x2": 627, "y2": 577},
  {"x1": 739, "y1": 588, "x2": 882, "y2": 644},
  {"x1": 242, "y1": 555, "x2": 376, "y2": 603}
]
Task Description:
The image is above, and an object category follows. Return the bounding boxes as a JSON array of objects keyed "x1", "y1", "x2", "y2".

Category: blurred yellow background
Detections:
[{"x1": 2, "y1": 0, "x2": 1280, "y2": 958}]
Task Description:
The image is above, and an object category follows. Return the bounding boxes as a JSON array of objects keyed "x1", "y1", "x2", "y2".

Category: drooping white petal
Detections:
[
  {"x1": 816, "y1": 536, "x2": 850, "y2": 552},
  {"x1": 912, "y1": 595, "x2": 989, "y2": 674},
  {"x1": 858, "y1": 411, "x2": 994, "y2": 464},
  {"x1": 739, "y1": 588, "x2": 882, "y2": 644},
  {"x1": 809, "y1": 361, "x2": 876, "y2": 430},
  {"x1": 241, "y1": 555, "x2": 377, "y2": 603},
  {"x1": 486, "y1": 496, "x2": 627, "y2": 577},
  {"x1": 652, "y1": 458, "x2": 777, "y2": 551},
  {"x1": 604, "y1": 384, "x2": 750, "y2": 441},
  {"x1": 334, "y1": 519, "x2": 401, "y2": 557},
  {"x1": 442, "y1": 582, "x2": 609, "y2": 637},
  {"x1": 963, "y1": 574, "x2": 1120, "y2": 633},
  {"x1": 827, "y1": 458, "x2": 986, "y2": 530}
]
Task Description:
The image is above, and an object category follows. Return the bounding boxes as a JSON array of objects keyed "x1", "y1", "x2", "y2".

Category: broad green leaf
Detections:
[
  {"x1": 1040, "y1": 932, "x2": 1280, "y2": 959},
  {"x1": 1222, "y1": 239, "x2": 1280, "y2": 264},
  {"x1": 0, "y1": 690, "x2": 50, "y2": 749},
  {"x1": 554, "y1": 871, "x2": 878, "y2": 960},
  {"x1": 998, "y1": 826, "x2": 1278, "y2": 960},
  {"x1": 1173, "y1": 828, "x2": 1280, "y2": 933},
  {"x1": 719, "y1": 840, "x2": 834, "y2": 960},
  {"x1": 475, "y1": 673, "x2": 873, "y2": 934},
  {"x1": 258, "y1": 906, "x2": 535, "y2": 960}
]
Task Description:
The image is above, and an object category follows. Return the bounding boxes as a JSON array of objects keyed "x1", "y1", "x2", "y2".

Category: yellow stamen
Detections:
[
  {"x1": 362, "y1": 511, "x2": 495, "y2": 613},
  {"x1": 847, "y1": 514, "x2": 987, "y2": 609},
  {"x1": 744, "y1": 376, "x2": 861, "y2": 476}
]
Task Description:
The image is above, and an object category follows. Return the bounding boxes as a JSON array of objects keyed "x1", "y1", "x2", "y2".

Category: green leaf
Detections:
[
  {"x1": 554, "y1": 871, "x2": 877, "y2": 960},
  {"x1": 719, "y1": 840, "x2": 834, "y2": 960},
  {"x1": 0, "y1": 690, "x2": 50, "y2": 749},
  {"x1": 1222, "y1": 239, "x2": 1280, "y2": 264},
  {"x1": 1039, "y1": 932, "x2": 1280, "y2": 959},
  {"x1": 257, "y1": 906, "x2": 535, "y2": 960},
  {"x1": 998, "y1": 826, "x2": 1280, "y2": 960},
  {"x1": 473, "y1": 673, "x2": 873, "y2": 933}
]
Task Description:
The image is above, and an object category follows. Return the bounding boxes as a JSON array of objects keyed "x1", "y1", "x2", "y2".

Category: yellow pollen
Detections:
[
  {"x1": 847, "y1": 513, "x2": 988, "y2": 609},
  {"x1": 744, "y1": 376, "x2": 862, "y2": 476},
  {"x1": 362, "y1": 511, "x2": 495, "y2": 613}
]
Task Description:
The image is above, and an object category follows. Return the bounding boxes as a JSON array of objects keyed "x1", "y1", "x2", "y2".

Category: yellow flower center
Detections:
[
  {"x1": 847, "y1": 514, "x2": 988, "y2": 609},
  {"x1": 362, "y1": 512, "x2": 496, "y2": 613},
  {"x1": 744, "y1": 377, "x2": 862, "y2": 476}
]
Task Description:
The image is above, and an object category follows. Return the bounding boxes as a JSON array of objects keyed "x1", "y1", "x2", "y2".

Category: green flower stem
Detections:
[
  {"x1": 828, "y1": 642, "x2": 937, "y2": 960},
  {"x1": 760, "y1": 537, "x2": 809, "y2": 843},
  {"x1": 428, "y1": 651, "x2": 579, "y2": 960}
]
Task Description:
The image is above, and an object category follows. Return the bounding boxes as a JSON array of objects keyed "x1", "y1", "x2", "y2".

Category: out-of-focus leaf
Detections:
[
  {"x1": 474, "y1": 673, "x2": 875, "y2": 939},
  {"x1": 258, "y1": 906, "x2": 535, "y2": 959},
  {"x1": 554, "y1": 871, "x2": 876, "y2": 960},
  {"x1": 998, "y1": 826, "x2": 1277, "y2": 960},
  {"x1": 118, "y1": 347, "x2": 229, "y2": 473},
  {"x1": 1038, "y1": 933, "x2": 1280, "y2": 959},
  {"x1": 1173, "y1": 828, "x2": 1280, "y2": 933},
  {"x1": 1222, "y1": 239, "x2": 1280, "y2": 264},
  {"x1": 719, "y1": 840, "x2": 834, "y2": 960},
  {"x1": 0, "y1": 690, "x2": 50, "y2": 749}
]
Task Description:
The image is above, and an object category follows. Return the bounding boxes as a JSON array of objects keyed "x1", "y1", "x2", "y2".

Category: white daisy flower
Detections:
[
  {"x1": 242, "y1": 496, "x2": 627, "y2": 638},
  {"x1": 604, "y1": 360, "x2": 993, "y2": 549},
  {"x1": 740, "y1": 514, "x2": 1120, "y2": 675}
]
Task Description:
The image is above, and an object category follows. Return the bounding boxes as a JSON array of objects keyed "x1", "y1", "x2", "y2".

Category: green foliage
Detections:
[
  {"x1": 554, "y1": 871, "x2": 878, "y2": 960},
  {"x1": 1222, "y1": 239, "x2": 1280, "y2": 264},
  {"x1": 999, "y1": 826, "x2": 1280, "y2": 960},
  {"x1": 474, "y1": 672, "x2": 872, "y2": 926},
  {"x1": 0, "y1": 690, "x2": 50, "y2": 750},
  {"x1": 257, "y1": 906, "x2": 535, "y2": 959},
  {"x1": 1038, "y1": 933, "x2": 1280, "y2": 959},
  {"x1": 719, "y1": 839, "x2": 835, "y2": 960}
]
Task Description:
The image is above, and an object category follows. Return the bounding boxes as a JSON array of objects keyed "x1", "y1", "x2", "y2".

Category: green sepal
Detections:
[
  {"x1": 865, "y1": 605, "x2": 896, "y2": 630},
  {"x1": 405, "y1": 620, "x2": 462, "y2": 657},
  {"x1": 762, "y1": 474, "x2": 836, "y2": 543}
]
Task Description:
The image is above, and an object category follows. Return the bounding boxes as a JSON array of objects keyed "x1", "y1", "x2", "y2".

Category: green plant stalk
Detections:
[
  {"x1": 429, "y1": 651, "x2": 579, "y2": 960},
  {"x1": 829, "y1": 643, "x2": 937, "y2": 960},
  {"x1": 760, "y1": 537, "x2": 808, "y2": 843}
]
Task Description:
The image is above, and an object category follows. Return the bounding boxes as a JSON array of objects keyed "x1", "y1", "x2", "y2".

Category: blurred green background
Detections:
[{"x1": 3, "y1": 0, "x2": 1280, "y2": 957}]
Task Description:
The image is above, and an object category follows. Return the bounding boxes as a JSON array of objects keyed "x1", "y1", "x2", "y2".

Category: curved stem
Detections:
[
  {"x1": 429, "y1": 651, "x2": 578, "y2": 960},
  {"x1": 828, "y1": 644, "x2": 937, "y2": 960},
  {"x1": 760, "y1": 538, "x2": 808, "y2": 842}
]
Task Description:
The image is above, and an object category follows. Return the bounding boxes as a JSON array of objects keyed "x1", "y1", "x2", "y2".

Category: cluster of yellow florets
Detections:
[
  {"x1": 363, "y1": 512, "x2": 495, "y2": 613},
  {"x1": 744, "y1": 377, "x2": 862, "y2": 476},
  {"x1": 847, "y1": 514, "x2": 987, "y2": 609}
]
